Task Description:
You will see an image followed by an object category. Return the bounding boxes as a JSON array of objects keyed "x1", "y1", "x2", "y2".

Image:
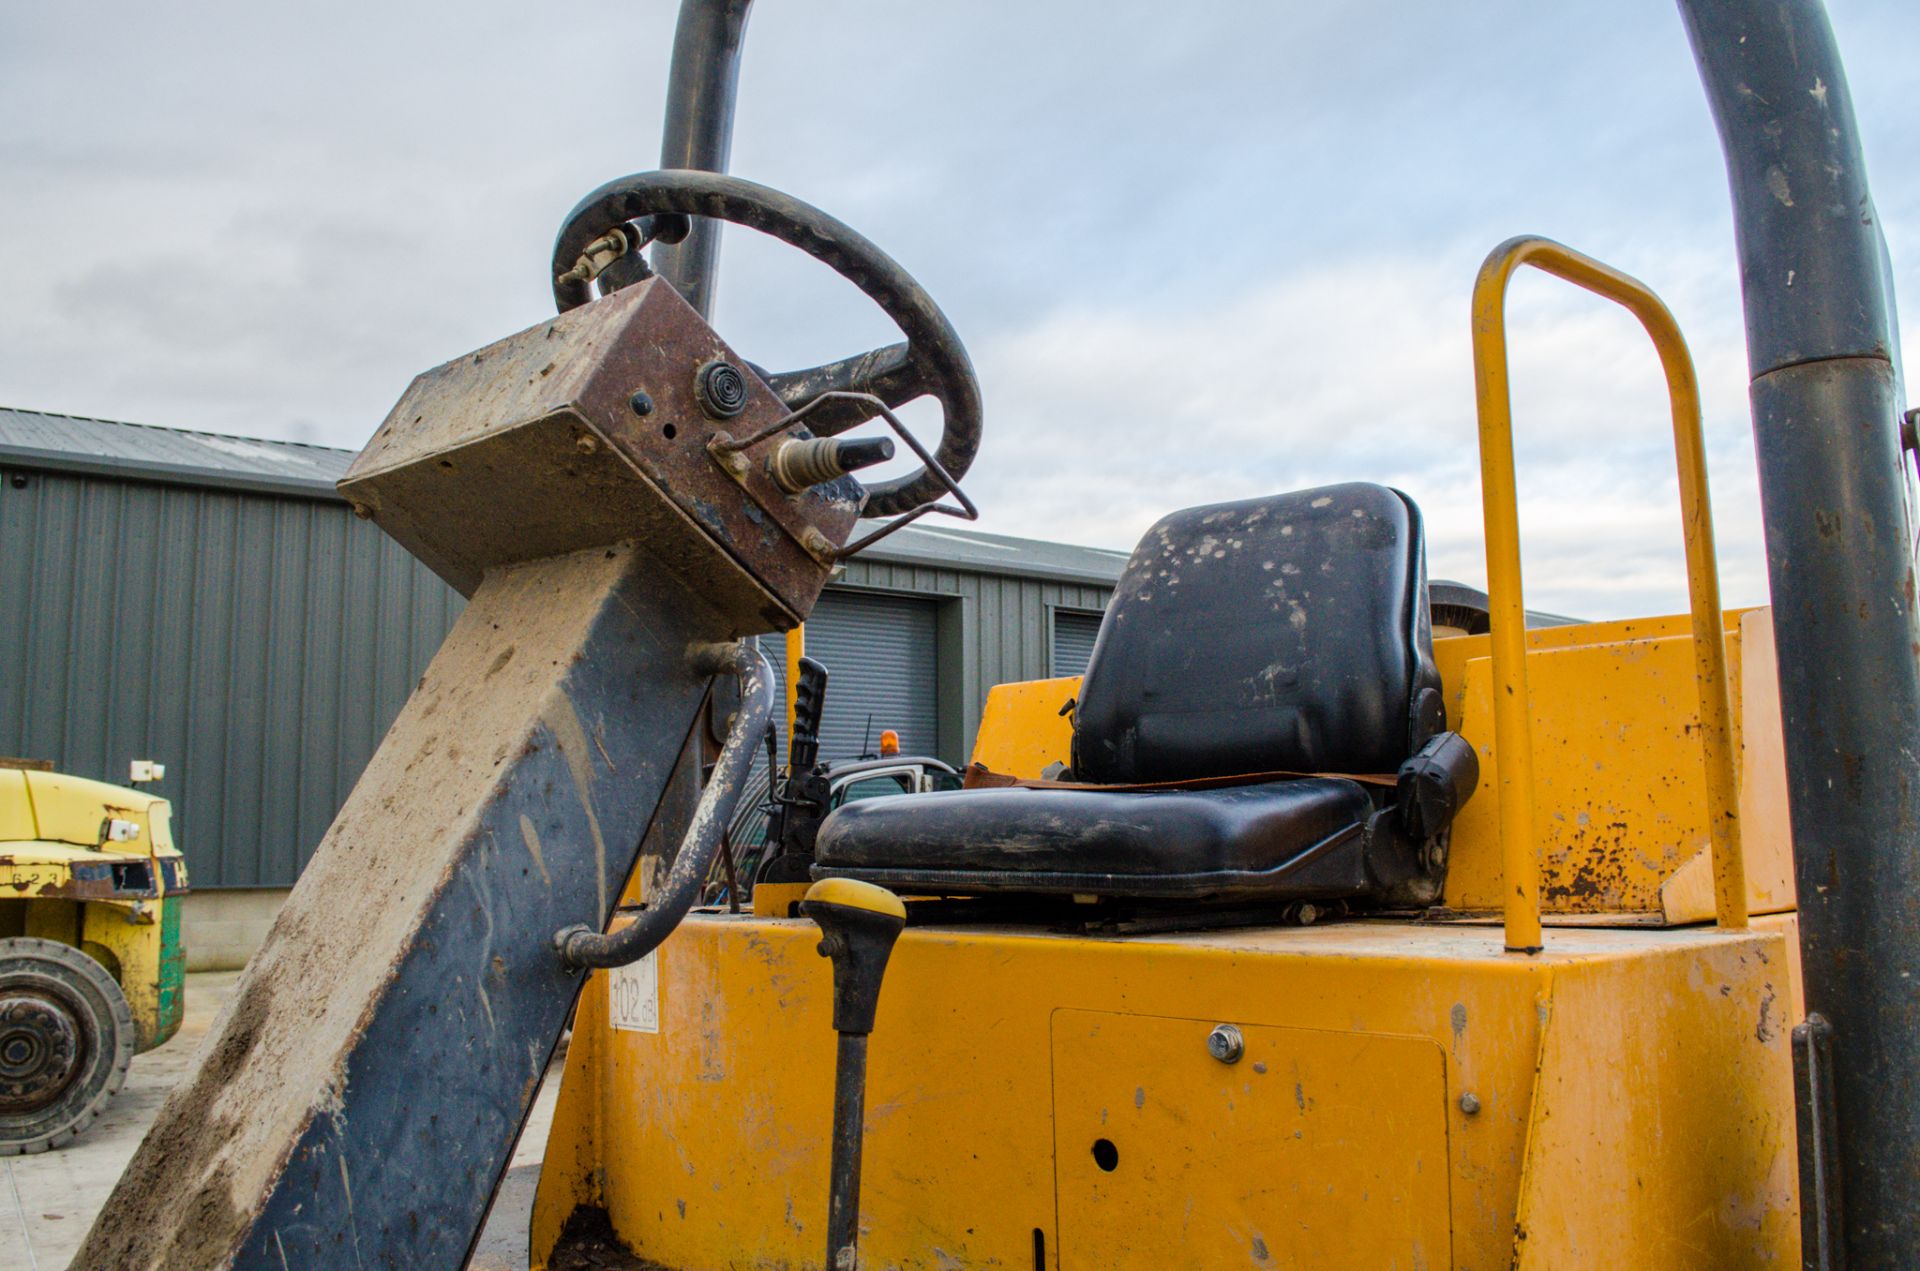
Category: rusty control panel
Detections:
[
  {"x1": 341, "y1": 275, "x2": 867, "y2": 635},
  {"x1": 78, "y1": 169, "x2": 982, "y2": 1268}
]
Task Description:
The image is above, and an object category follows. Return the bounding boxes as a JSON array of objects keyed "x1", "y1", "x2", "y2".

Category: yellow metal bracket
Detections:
[{"x1": 1471, "y1": 236, "x2": 1747, "y2": 952}]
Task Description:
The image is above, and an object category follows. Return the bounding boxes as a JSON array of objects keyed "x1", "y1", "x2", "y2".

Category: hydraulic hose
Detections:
[{"x1": 555, "y1": 641, "x2": 774, "y2": 968}]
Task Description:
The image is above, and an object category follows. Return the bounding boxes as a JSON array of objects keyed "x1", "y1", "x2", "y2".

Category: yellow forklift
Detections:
[
  {"x1": 80, "y1": 0, "x2": 1914, "y2": 1267},
  {"x1": 0, "y1": 758, "x2": 188, "y2": 1154}
]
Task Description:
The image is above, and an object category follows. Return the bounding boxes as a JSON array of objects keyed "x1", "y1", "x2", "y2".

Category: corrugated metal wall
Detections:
[
  {"x1": 0, "y1": 469, "x2": 463, "y2": 888},
  {"x1": 0, "y1": 467, "x2": 1111, "y2": 888},
  {"x1": 1051, "y1": 608, "x2": 1105, "y2": 677},
  {"x1": 834, "y1": 557, "x2": 1113, "y2": 764},
  {"x1": 762, "y1": 591, "x2": 940, "y2": 761}
]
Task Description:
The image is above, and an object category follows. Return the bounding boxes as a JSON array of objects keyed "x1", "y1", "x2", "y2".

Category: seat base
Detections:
[{"x1": 814, "y1": 777, "x2": 1383, "y2": 902}]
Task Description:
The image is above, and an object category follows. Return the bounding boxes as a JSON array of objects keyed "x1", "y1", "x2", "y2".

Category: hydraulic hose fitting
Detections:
[
  {"x1": 554, "y1": 226, "x2": 635, "y2": 288},
  {"x1": 770, "y1": 436, "x2": 896, "y2": 494}
]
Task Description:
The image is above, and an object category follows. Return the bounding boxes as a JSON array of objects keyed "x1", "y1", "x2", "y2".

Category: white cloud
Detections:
[
  {"x1": 961, "y1": 244, "x2": 1775, "y2": 620},
  {"x1": 1, "y1": 0, "x2": 1915, "y2": 626}
]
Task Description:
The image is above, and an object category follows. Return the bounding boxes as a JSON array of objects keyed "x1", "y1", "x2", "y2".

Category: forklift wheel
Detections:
[{"x1": 0, "y1": 937, "x2": 134, "y2": 1155}]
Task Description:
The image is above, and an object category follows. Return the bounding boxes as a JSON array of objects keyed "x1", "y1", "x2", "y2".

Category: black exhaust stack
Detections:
[{"x1": 1679, "y1": 2, "x2": 1915, "y2": 1263}]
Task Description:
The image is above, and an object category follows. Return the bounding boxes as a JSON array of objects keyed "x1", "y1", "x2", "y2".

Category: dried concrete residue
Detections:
[
  {"x1": 520, "y1": 813, "x2": 554, "y2": 887},
  {"x1": 542, "y1": 691, "x2": 610, "y2": 915},
  {"x1": 68, "y1": 544, "x2": 646, "y2": 1270}
]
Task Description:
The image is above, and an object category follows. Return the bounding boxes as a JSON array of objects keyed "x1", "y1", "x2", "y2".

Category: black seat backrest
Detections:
[{"x1": 1071, "y1": 483, "x2": 1443, "y2": 783}]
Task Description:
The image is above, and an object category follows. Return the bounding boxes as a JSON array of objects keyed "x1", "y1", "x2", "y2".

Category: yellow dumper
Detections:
[
  {"x1": 77, "y1": 0, "x2": 1920, "y2": 1265},
  {"x1": 0, "y1": 759, "x2": 188, "y2": 1154}
]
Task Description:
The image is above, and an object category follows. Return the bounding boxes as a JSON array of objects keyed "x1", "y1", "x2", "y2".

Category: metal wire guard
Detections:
[{"x1": 711, "y1": 390, "x2": 980, "y2": 558}]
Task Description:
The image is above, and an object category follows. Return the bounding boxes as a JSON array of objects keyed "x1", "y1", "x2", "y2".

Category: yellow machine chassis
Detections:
[
  {"x1": 528, "y1": 239, "x2": 1808, "y2": 1267},
  {"x1": 535, "y1": 913, "x2": 1798, "y2": 1268}
]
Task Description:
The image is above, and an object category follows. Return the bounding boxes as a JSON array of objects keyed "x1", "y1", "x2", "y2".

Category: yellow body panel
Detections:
[
  {"x1": 1437, "y1": 608, "x2": 1792, "y2": 922},
  {"x1": 17, "y1": 769, "x2": 160, "y2": 849},
  {"x1": 1431, "y1": 613, "x2": 1711, "y2": 729},
  {"x1": 1051, "y1": 1011, "x2": 1452, "y2": 1267},
  {"x1": 84, "y1": 896, "x2": 185, "y2": 1052},
  {"x1": 1511, "y1": 938, "x2": 1796, "y2": 1266},
  {"x1": 970, "y1": 677, "x2": 1078, "y2": 778},
  {"x1": 0, "y1": 769, "x2": 36, "y2": 840},
  {"x1": 1448, "y1": 631, "x2": 1729, "y2": 913},
  {"x1": 534, "y1": 914, "x2": 1797, "y2": 1269}
]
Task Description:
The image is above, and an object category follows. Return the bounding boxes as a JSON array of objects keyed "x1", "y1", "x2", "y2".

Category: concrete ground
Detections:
[{"x1": 0, "y1": 971, "x2": 560, "y2": 1270}]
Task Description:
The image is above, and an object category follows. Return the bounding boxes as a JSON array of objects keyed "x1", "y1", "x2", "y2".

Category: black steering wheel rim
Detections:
[{"x1": 552, "y1": 169, "x2": 982, "y2": 517}]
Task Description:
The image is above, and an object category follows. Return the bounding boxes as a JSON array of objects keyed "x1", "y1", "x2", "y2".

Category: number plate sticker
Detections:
[{"x1": 608, "y1": 951, "x2": 660, "y2": 1034}]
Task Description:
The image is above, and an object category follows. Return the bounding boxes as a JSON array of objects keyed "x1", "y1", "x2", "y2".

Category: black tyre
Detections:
[{"x1": 0, "y1": 936, "x2": 134, "y2": 1155}]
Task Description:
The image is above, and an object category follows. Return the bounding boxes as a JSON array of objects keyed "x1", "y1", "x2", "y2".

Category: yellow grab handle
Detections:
[{"x1": 1471, "y1": 236, "x2": 1747, "y2": 952}]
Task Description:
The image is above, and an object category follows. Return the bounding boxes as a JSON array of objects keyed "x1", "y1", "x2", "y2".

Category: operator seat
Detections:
[{"x1": 813, "y1": 483, "x2": 1479, "y2": 908}]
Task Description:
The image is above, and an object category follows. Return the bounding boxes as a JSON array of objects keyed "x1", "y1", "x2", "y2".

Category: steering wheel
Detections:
[{"x1": 551, "y1": 169, "x2": 983, "y2": 518}]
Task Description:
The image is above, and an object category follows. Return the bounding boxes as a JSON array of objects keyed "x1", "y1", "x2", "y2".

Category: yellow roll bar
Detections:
[{"x1": 1470, "y1": 236, "x2": 1748, "y2": 952}]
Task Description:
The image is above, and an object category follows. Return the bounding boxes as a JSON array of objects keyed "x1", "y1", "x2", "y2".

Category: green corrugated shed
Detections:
[{"x1": 0, "y1": 407, "x2": 1120, "y2": 888}]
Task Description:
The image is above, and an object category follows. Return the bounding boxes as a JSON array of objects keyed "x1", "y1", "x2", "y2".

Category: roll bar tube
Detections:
[
  {"x1": 1680, "y1": 1, "x2": 1915, "y2": 1260},
  {"x1": 1471, "y1": 236, "x2": 1747, "y2": 954},
  {"x1": 651, "y1": 0, "x2": 754, "y2": 319}
]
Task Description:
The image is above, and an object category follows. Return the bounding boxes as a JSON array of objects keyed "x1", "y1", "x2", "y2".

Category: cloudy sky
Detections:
[{"x1": 3, "y1": 1, "x2": 1916, "y2": 618}]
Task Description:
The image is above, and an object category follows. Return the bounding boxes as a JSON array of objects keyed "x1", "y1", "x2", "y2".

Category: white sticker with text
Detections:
[{"x1": 607, "y1": 950, "x2": 660, "y2": 1034}]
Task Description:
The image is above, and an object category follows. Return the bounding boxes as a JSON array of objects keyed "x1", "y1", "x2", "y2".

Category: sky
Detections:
[{"x1": 2, "y1": 1, "x2": 1916, "y2": 618}]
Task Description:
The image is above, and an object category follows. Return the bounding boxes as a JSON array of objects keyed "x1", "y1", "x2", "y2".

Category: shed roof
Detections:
[{"x1": 0, "y1": 407, "x2": 1127, "y2": 586}]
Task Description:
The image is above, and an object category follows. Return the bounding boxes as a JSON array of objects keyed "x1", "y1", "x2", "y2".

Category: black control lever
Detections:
[
  {"x1": 759, "y1": 656, "x2": 833, "y2": 885},
  {"x1": 789, "y1": 656, "x2": 829, "y2": 774},
  {"x1": 802, "y1": 878, "x2": 908, "y2": 1271}
]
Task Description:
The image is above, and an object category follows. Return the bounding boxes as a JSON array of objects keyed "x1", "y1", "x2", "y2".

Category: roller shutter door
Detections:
[
  {"x1": 760, "y1": 589, "x2": 940, "y2": 763},
  {"x1": 1051, "y1": 608, "x2": 1105, "y2": 678}
]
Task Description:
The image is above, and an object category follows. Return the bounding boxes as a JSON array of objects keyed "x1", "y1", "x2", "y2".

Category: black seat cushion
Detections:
[
  {"x1": 1071, "y1": 483, "x2": 1442, "y2": 783},
  {"x1": 814, "y1": 778, "x2": 1374, "y2": 900}
]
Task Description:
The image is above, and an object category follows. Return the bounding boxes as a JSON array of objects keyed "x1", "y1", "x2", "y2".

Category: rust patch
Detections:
[
  {"x1": 0, "y1": 858, "x2": 157, "y2": 900},
  {"x1": 1755, "y1": 983, "x2": 1778, "y2": 1044}
]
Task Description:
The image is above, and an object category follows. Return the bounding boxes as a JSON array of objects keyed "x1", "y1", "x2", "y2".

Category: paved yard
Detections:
[{"x1": 0, "y1": 972, "x2": 559, "y2": 1269}]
